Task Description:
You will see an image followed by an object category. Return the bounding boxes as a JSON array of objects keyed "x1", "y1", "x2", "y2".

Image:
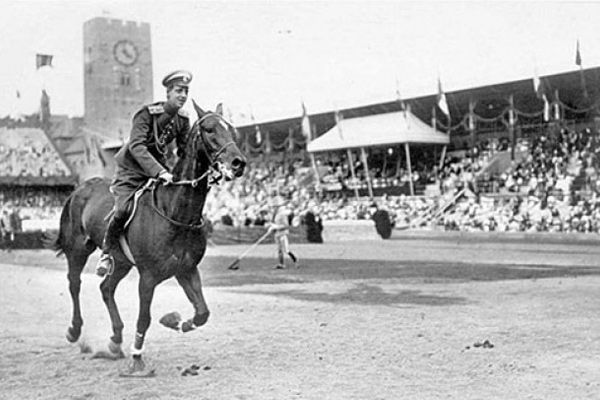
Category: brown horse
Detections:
[{"x1": 48, "y1": 102, "x2": 246, "y2": 375}]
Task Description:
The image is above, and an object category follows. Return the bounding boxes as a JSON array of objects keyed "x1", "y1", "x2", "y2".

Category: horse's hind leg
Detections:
[
  {"x1": 175, "y1": 268, "x2": 210, "y2": 332},
  {"x1": 66, "y1": 250, "x2": 92, "y2": 343},
  {"x1": 99, "y1": 259, "x2": 133, "y2": 357}
]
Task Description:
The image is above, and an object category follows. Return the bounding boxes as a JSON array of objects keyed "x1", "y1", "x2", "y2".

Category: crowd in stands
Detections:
[
  {"x1": 0, "y1": 189, "x2": 69, "y2": 232},
  {"x1": 440, "y1": 126, "x2": 600, "y2": 233},
  {"x1": 0, "y1": 128, "x2": 70, "y2": 177},
  {"x1": 3, "y1": 119, "x2": 600, "y2": 236},
  {"x1": 203, "y1": 124, "x2": 600, "y2": 235}
]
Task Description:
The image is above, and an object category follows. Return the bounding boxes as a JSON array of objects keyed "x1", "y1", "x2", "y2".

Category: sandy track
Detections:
[{"x1": 1, "y1": 236, "x2": 599, "y2": 399}]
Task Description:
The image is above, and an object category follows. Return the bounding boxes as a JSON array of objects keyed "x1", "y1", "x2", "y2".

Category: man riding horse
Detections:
[{"x1": 96, "y1": 70, "x2": 194, "y2": 277}]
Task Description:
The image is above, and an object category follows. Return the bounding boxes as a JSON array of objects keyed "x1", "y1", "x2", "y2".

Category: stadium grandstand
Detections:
[
  {"x1": 3, "y1": 65, "x2": 600, "y2": 243},
  {"x1": 208, "y1": 66, "x2": 600, "y2": 235}
]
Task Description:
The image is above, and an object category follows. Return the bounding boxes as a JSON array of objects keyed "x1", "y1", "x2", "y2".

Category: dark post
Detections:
[
  {"x1": 469, "y1": 99, "x2": 476, "y2": 161},
  {"x1": 509, "y1": 95, "x2": 515, "y2": 161}
]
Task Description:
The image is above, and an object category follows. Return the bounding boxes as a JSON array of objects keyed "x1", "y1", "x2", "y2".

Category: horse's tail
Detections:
[{"x1": 43, "y1": 194, "x2": 74, "y2": 256}]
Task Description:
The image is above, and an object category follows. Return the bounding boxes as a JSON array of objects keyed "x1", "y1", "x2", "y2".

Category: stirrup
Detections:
[{"x1": 96, "y1": 254, "x2": 114, "y2": 277}]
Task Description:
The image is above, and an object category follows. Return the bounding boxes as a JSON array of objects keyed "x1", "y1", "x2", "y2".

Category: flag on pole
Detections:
[
  {"x1": 301, "y1": 102, "x2": 312, "y2": 140},
  {"x1": 288, "y1": 127, "x2": 295, "y2": 151},
  {"x1": 574, "y1": 39, "x2": 589, "y2": 99},
  {"x1": 533, "y1": 68, "x2": 543, "y2": 99},
  {"x1": 40, "y1": 89, "x2": 50, "y2": 129},
  {"x1": 468, "y1": 100, "x2": 476, "y2": 131},
  {"x1": 395, "y1": 78, "x2": 406, "y2": 111},
  {"x1": 36, "y1": 54, "x2": 53, "y2": 69},
  {"x1": 437, "y1": 78, "x2": 450, "y2": 118},
  {"x1": 334, "y1": 109, "x2": 344, "y2": 140},
  {"x1": 542, "y1": 95, "x2": 550, "y2": 122},
  {"x1": 254, "y1": 123, "x2": 262, "y2": 145},
  {"x1": 250, "y1": 112, "x2": 261, "y2": 145}
]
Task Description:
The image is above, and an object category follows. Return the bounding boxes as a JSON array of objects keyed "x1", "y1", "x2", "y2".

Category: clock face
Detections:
[{"x1": 113, "y1": 40, "x2": 138, "y2": 66}]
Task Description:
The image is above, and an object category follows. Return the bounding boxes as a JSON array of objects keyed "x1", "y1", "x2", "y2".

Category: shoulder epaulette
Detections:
[
  {"x1": 177, "y1": 109, "x2": 189, "y2": 118},
  {"x1": 147, "y1": 104, "x2": 164, "y2": 115}
]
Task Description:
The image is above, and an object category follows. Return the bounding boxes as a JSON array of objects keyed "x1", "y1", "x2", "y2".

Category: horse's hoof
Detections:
[
  {"x1": 119, "y1": 357, "x2": 156, "y2": 378},
  {"x1": 66, "y1": 327, "x2": 80, "y2": 343},
  {"x1": 159, "y1": 312, "x2": 182, "y2": 331},
  {"x1": 181, "y1": 321, "x2": 195, "y2": 333},
  {"x1": 91, "y1": 341, "x2": 125, "y2": 360},
  {"x1": 108, "y1": 340, "x2": 124, "y2": 356}
]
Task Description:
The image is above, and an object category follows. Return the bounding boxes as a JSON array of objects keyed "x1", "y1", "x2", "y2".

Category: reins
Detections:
[
  {"x1": 147, "y1": 112, "x2": 236, "y2": 229},
  {"x1": 149, "y1": 179, "x2": 206, "y2": 230}
]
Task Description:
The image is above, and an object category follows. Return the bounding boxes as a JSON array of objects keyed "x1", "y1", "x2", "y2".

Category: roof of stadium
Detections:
[
  {"x1": 307, "y1": 110, "x2": 449, "y2": 152},
  {"x1": 235, "y1": 66, "x2": 600, "y2": 143}
]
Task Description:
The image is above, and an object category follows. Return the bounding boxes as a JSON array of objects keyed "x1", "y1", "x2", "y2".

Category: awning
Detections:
[{"x1": 307, "y1": 110, "x2": 449, "y2": 153}]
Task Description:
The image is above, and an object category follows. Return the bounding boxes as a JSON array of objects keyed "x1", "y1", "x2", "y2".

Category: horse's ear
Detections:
[
  {"x1": 215, "y1": 103, "x2": 223, "y2": 116},
  {"x1": 192, "y1": 99, "x2": 206, "y2": 118}
]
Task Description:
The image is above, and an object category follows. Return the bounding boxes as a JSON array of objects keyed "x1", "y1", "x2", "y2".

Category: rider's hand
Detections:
[{"x1": 159, "y1": 171, "x2": 174, "y2": 184}]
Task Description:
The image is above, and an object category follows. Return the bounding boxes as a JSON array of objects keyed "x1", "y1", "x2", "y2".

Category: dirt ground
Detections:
[{"x1": 1, "y1": 233, "x2": 600, "y2": 400}]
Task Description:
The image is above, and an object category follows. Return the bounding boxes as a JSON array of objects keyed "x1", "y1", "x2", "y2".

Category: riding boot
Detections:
[{"x1": 95, "y1": 212, "x2": 126, "y2": 277}]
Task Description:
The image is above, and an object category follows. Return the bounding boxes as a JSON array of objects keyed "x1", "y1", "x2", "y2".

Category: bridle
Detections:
[
  {"x1": 150, "y1": 112, "x2": 238, "y2": 229},
  {"x1": 172, "y1": 112, "x2": 236, "y2": 188}
]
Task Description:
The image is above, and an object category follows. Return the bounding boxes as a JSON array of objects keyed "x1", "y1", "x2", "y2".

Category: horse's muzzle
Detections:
[{"x1": 231, "y1": 157, "x2": 246, "y2": 177}]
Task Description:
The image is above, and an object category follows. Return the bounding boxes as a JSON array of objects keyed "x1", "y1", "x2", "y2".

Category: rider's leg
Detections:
[{"x1": 96, "y1": 201, "x2": 130, "y2": 277}]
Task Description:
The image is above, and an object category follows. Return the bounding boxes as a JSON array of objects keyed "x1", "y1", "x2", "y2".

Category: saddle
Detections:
[{"x1": 104, "y1": 179, "x2": 156, "y2": 265}]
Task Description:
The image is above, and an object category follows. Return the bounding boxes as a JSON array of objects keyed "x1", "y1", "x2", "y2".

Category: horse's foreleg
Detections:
[
  {"x1": 99, "y1": 260, "x2": 132, "y2": 357},
  {"x1": 66, "y1": 251, "x2": 91, "y2": 343},
  {"x1": 126, "y1": 271, "x2": 158, "y2": 375},
  {"x1": 175, "y1": 268, "x2": 210, "y2": 333}
]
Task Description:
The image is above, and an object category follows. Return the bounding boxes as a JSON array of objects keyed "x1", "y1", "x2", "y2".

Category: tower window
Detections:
[
  {"x1": 120, "y1": 73, "x2": 131, "y2": 86},
  {"x1": 134, "y1": 68, "x2": 141, "y2": 90}
]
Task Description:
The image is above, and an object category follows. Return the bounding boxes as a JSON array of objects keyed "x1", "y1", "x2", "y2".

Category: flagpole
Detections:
[
  {"x1": 309, "y1": 152, "x2": 321, "y2": 194},
  {"x1": 346, "y1": 149, "x2": 359, "y2": 201},
  {"x1": 509, "y1": 95, "x2": 516, "y2": 161},
  {"x1": 468, "y1": 100, "x2": 476, "y2": 161},
  {"x1": 404, "y1": 143, "x2": 414, "y2": 196},
  {"x1": 360, "y1": 147, "x2": 374, "y2": 199},
  {"x1": 576, "y1": 39, "x2": 589, "y2": 100}
]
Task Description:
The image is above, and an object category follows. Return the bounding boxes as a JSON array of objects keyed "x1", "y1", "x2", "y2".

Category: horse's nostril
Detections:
[{"x1": 232, "y1": 158, "x2": 245, "y2": 169}]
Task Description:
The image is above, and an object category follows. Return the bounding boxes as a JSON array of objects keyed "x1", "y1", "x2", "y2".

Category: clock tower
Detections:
[{"x1": 83, "y1": 17, "x2": 153, "y2": 139}]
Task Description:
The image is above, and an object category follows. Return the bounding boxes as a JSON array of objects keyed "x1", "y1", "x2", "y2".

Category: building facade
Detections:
[{"x1": 83, "y1": 17, "x2": 153, "y2": 140}]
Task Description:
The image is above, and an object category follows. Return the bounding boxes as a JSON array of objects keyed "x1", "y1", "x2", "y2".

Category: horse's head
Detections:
[{"x1": 191, "y1": 100, "x2": 246, "y2": 180}]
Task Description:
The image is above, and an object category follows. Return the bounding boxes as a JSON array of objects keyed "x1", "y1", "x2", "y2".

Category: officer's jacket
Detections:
[{"x1": 114, "y1": 102, "x2": 191, "y2": 179}]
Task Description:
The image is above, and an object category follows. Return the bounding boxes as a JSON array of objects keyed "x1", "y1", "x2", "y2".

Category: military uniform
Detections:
[
  {"x1": 96, "y1": 70, "x2": 193, "y2": 277},
  {"x1": 111, "y1": 102, "x2": 190, "y2": 211}
]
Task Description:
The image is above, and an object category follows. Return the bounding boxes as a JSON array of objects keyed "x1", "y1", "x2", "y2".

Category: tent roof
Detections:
[{"x1": 306, "y1": 110, "x2": 449, "y2": 153}]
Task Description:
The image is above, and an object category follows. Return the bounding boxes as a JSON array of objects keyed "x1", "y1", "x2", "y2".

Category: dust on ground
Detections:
[{"x1": 1, "y1": 235, "x2": 599, "y2": 399}]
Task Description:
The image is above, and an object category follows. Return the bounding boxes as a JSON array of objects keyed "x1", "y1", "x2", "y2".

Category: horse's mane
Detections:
[{"x1": 172, "y1": 119, "x2": 207, "y2": 179}]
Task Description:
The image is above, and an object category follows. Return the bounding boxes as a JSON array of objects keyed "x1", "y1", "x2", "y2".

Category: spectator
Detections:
[
  {"x1": 1, "y1": 208, "x2": 14, "y2": 252},
  {"x1": 304, "y1": 201, "x2": 324, "y2": 243},
  {"x1": 270, "y1": 196, "x2": 298, "y2": 269},
  {"x1": 371, "y1": 202, "x2": 393, "y2": 239}
]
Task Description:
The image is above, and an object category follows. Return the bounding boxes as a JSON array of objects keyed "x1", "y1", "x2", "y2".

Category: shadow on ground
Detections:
[
  {"x1": 199, "y1": 256, "x2": 600, "y2": 288},
  {"x1": 240, "y1": 283, "x2": 468, "y2": 306}
]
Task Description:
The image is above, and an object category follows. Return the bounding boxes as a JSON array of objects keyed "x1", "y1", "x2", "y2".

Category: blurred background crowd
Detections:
[{"x1": 3, "y1": 123, "x2": 600, "y2": 236}]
